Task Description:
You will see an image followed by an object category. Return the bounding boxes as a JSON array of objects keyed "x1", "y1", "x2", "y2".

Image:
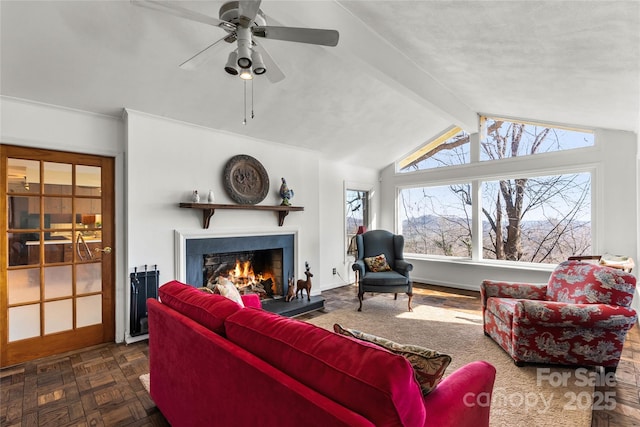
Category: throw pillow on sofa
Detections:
[
  {"x1": 333, "y1": 323, "x2": 451, "y2": 396},
  {"x1": 214, "y1": 277, "x2": 245, "y2": 308}
]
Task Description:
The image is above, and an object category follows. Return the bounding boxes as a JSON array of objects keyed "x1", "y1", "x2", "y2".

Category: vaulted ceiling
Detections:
[{"x1": 1, "y1": 1, "x2": 638, "y2": 169}]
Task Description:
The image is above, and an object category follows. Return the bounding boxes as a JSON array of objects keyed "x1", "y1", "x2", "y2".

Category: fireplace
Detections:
[
  {"x1": 203, "y1": 248, "x2": 284, "y2": 298},
  {"x1": 182, "y1": 233, "x2": 295, "y2": 299}
]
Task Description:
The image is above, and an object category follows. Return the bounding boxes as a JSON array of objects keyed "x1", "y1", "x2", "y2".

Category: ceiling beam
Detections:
[{"x1": 263, "y1": 1, "x2": 478, "y2": 131}]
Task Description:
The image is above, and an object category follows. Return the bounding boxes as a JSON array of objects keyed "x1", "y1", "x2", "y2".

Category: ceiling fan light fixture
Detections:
[
  {"x1": 239, "y1": 67, "x2": 253, "y2": 80},
  {"x1": 251, "y1": 51, "x2": 266, "y2": 75},
  {"x1": 224, "y1": 51, "x2": 239, "y2": 75},
  {"x1": 237, "y1": 43, "x2": 252, "y2": 69}
]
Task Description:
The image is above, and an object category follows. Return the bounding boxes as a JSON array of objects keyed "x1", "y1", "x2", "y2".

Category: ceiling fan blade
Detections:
[
  {"x1": 253, "y1": 43, "x2": 285, "y2": 83},
  {"x1": 238, "y1": 0, "x2": 262, "y2": 28},
  {"x1": 179, "y1": 34, "x2": 233, "y2": 70},
  {"x1": 131, "y1": 0, "x2": 235, "y2": 31},
  {"x1": 252, "y1": 26, "x2": 339, "y2": 47}
]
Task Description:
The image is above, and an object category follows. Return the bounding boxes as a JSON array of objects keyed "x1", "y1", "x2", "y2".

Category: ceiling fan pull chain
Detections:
[
  {"x1": 251, "y1": 79, "x2": 255, "y2": 120},
  {"x1": 243, "y1": 80, "x2": 247, "y2": 125}
]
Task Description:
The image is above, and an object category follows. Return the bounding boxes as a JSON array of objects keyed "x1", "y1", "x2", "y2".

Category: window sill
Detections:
[{"x1": 404, "y1": 254, "x2": 557, "y2": 273}]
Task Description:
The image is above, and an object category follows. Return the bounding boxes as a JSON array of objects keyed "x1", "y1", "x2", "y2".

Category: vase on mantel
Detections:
[
  {"x1": 207, "y1": 190, "x2": 215, "y2": 203},
  {"x1": 192, "y1": 190, "x2": 200, "y2": 203}
]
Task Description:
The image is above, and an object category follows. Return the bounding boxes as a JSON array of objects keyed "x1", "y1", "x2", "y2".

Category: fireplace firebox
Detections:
[{"x1": 185, "y1": 234, "x2": 295, "y2": 299}]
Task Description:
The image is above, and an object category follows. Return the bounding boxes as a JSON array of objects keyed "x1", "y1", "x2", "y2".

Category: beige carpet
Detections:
[{"x1": 305, "y1": 294, "x2": 593, "y2": 427}]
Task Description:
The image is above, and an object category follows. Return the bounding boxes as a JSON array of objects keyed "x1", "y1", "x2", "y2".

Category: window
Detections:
[
  {"x1": 396, "y1": 117, "x2": 594, "y2": 265},
  {"x1": 481, "y1": 117, "x2": 594, "y2": 161},
  {"x1": 399, "y1": 184, "x2": 472, "y2": 256},
  {"x1": 398, "y1": 127, "x2": 469, "y2": 172},
  {"x1": 482, "y1": 173, "x2": 591, "y2": 263},
  {"x1": 345, "y1": 189, "x2": 369, "y2": 255}
]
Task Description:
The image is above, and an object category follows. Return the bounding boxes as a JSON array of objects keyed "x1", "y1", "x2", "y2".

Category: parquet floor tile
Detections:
[{"x1": 1, "y1": 283, "x2": 638, "y2": 426}]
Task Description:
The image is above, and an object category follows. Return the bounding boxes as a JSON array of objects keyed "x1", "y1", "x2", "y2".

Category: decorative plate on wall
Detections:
[{"x1": 223, "y1": 154, "x2": 269, "y2": 204}]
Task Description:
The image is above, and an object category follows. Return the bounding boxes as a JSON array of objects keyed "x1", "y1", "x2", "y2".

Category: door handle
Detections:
[{"x1": 94, "y1": 246, "x2": 112, "y2": 254}]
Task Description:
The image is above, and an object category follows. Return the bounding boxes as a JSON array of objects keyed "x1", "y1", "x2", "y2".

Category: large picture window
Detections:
[
  {"x1": 399, "y1": 184, "x2": 472, "y2": 257},
  {"x1": 482, "y1": 173, "x2": 591, "y2": 263},
  {"x1": 396, "y1": 117, "x2": 594, "y2": 265}
]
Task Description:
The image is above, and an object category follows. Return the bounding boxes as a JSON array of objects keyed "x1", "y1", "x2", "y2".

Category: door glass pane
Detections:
[
  {"x1": 8, "y1": 196, "x2": 40, "y2": 229},
  {"x1": 8, "y1": 232, "x2": 40, "y2": 266},
  {"x1": 44, "y1": 265, "x2": 72, "y2": 299},
  {"x1": 76, "y1": 165, "x2": 101, "y2": 196},
  {"x1": 77, "y1": 263, "x2": 102, "y2": 294},
  {"x1": 77, "y1": 295, "x2": 102, "y2": 327},
  {"x1": 7, "y1": 268, "x2": 40, "y2": 304},
  {"x1": 44, "y1": 299, "x2": 73, "y2": 334},
  {"x1": 43, "y1": 162, "x2": 72, "y2": 195},
  {"x1": 44, "y1": 197, "x2": 72, "y2": 224},
  {"x1": 76, "y1": 198, "x2": 101, "y2": 232},
  {"x1": 8, "y1": 304, "x2": 40, "y2": 342},
  {"x1": 7, "y1": 158, "x2": 39, "y2": 194}
]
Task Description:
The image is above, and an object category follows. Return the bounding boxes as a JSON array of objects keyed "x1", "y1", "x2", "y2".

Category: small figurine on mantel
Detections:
[
  {"x1": 279, "y1": 177, "x2": 294, "y2": 206},
  {"x1": 192, "y1": 190, "x2": 200, "y2": 203}
]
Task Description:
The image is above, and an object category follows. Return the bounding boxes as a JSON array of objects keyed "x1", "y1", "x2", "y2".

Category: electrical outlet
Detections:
[{"x1": 332, "y1": 268, "x2": 337, "y2": 275}]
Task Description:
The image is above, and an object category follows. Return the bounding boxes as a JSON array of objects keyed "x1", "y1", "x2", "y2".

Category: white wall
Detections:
[
  {"x1": 1, "y1": 97, "x2": 378, "y2": 343},
  {"x1": 318, "y1": 159, "x2": 379, "y2": 289},
  {"x1": 379, "y1": 128, "x2": 639, "y2": 291}
]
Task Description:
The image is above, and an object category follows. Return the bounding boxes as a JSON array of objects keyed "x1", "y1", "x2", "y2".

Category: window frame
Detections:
[{"x1": 394, "y1": 116, "x2": 599, "y2": 268}]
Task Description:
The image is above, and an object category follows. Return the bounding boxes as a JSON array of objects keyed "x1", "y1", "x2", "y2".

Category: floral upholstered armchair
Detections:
[{"x1": 481, "y1": 260, "x2": 637, "y2": 373}]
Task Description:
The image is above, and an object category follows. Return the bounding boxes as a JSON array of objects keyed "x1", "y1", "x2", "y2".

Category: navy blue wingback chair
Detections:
[{"x1": 352, "y1": 230, "x2": 413, "y2": 312}]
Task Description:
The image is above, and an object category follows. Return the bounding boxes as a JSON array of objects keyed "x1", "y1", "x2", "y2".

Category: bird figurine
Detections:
[{"x1": 279, "y1": 177, "x2": 294, "y2": 206}]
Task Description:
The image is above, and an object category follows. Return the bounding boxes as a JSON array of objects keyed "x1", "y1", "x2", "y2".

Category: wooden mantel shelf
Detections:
[{"x1": 179, "y1": 203, "x2": 304, "y2": 229}]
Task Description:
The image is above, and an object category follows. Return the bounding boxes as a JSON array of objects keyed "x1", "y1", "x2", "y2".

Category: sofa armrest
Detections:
[
  {"x1": 517, "y1": 300, "x2": 638, "y2": 328},
  {"x1": 241, "y1": 293, "x2": 262, "y2": 309},
  {"x1": 423, "y1": 361, "x2": 496, "y2": 427},
  {"x1": 481, "y1": 280, "x2": 547, "y2": 307}
]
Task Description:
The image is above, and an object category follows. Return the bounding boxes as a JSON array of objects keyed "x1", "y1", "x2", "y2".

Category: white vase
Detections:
[
  {"x1": 192, "y1": 190, "x2": 200, "y2": 203},
  {"x1": 207, "y1": 189, "x2": 215, "y2": 203}
]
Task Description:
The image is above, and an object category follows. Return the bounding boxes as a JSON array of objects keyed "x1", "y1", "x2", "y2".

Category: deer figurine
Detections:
[
  {"x1": 296, "y1": 262, "x2": 313, "y2": 302},
  {"x1": 285, "y1": 276, "x2": 296, "y2": 302}
]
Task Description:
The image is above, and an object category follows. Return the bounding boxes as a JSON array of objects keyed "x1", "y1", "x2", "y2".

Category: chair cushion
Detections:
[
  {"x1": 546, "y1": 261, "x2": 636, "y2": 306},
  {"x1": 224, "y1": 308, "x2": 426, "y2": 426},
  {"x1": 361, "y1": 270, "x2": 409, "y2": 286},
  {"x1": 333, "y1": 324, "x2": 451, "y2": 396},
  {"x1": 159, "y1": 280, "x2": 243, "y2": 335}
]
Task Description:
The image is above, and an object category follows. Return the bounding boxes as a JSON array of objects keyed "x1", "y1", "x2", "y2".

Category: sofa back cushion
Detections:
[
  {"x1": 546, "y1": 261, "x2": 636, "y2": 306},
  {"x1": 159, "y1": 280, "x2": 242, "y2": 335},
  {"x1": 224, "y1": 308, "x2": 425, "y2": 426}
]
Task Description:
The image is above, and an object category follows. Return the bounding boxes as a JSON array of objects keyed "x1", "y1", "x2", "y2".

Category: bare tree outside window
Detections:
[
  {"x1": 398, "y1": 118, "x2": 593, "y2": 264},
  {"x1": 346, "y1": 189, "x2": 368, "y2": 253}
]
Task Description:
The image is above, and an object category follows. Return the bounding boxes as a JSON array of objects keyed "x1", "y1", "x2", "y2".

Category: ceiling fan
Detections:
[{"x1": 132, "y1": 0, "x2": 340, "y2": 83}]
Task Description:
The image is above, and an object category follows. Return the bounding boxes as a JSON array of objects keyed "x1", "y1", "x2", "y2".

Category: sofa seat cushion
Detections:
[
  {"x1": 159, "y1": 280, "x2": 243, "y2": 335},
  {"x1": 546, "y1": 260, "x2": 636, "y2": 306},
  {"x1": 224, "y1": 308, "x2": 425, "y2": 426},
  {"x1": 485, "y1": 297, "x2": 518, "y2": 326},
  {"x1": 362, "y1": 270, "x2": 409, "y2": 286}
]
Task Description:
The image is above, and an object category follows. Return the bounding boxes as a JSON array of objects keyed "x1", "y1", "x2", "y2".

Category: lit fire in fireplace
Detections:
[{"x1": 226, "y1": 259, "x2": 277, "y2": 297}]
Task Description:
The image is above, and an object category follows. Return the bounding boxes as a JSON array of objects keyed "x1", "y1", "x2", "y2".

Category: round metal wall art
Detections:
[{"x1": 223, "y1": 154, "x2": 269, "y2": 204}]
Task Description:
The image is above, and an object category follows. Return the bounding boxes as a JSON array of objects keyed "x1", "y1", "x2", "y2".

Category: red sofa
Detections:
[{"x1": 148, "y1": 281, "x2": 496, "y2": 427}]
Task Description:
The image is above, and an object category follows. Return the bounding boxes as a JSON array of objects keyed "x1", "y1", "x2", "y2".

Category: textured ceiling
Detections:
[{"x1": 1, "y1": 1, "x2": 638, "y2": 169}]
